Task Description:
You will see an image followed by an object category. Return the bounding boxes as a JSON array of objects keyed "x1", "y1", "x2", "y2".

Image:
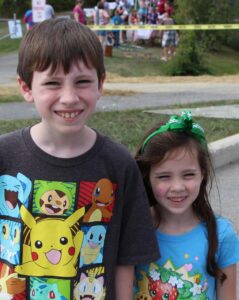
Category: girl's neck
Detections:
[{"x1": 153, "y1": 205, "x2": 200, "y2": 235}]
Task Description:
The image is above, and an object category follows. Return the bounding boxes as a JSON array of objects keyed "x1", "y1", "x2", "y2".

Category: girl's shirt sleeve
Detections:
[{"x1": 216, "y1": 217, "x2": 239, "y2": 269}]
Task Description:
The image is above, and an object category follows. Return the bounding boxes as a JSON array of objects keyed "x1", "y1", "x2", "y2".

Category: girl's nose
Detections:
[{"x1": 170, "y1": 178, "x2": 185, "y2": 191}]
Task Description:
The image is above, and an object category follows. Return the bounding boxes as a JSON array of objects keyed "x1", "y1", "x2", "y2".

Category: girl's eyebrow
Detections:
[
  {"x1": 182, "y1": 168, "x2": 199, "y2": 172},
  {"x1": 153, "y1": 171, "x2": 171, "y2": 175},
  {"x1": 153, "y1": 168, "x2": 199, "y2": 174}
]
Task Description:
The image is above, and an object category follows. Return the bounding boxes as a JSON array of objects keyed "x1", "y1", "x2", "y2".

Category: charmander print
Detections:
[
  {"x1": 81, "y1": 178, "x2": 115, "y2": 223},
  {"x1": 15, "y1": 205, "x2": 85, "y2": 277}
]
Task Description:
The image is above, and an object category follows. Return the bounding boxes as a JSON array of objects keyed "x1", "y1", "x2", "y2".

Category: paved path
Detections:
[
  {"x1": 0, "y1": 52, "x2": 18, "y2": 85},
  {"x1": 147, "y1": 105, "x2": 239, "y2": 119}
]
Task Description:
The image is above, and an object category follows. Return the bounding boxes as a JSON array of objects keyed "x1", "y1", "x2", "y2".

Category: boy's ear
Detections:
[
  {"x1": 18, "y1": 76, "x2": 34, "y2": 103},
  {"x1": 98, "y1": 75, "x2": 105, "y2": 98}
]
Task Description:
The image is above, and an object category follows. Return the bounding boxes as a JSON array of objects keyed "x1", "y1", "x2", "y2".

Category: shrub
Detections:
[{"x1": 165, "y1": 31, "x2": 209, "y2": 76}]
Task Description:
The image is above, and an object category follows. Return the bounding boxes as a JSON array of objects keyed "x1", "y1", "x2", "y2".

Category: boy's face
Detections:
[{"x1": 19, "y1": 61, "x2": 103, "y2": 136}]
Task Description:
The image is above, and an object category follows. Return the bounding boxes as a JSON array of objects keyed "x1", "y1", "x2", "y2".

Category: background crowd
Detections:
[
  {"x1": 72, "y1": 0, "x2": 177, "y2": 60},
  {"x1": 23, "y1": 0, "x2": 177, "y2": 60}
]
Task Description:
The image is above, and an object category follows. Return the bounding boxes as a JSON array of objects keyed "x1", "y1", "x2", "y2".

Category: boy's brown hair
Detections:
[{"x1": 17, "y1": 18, "x2": 105, "y2": 88}]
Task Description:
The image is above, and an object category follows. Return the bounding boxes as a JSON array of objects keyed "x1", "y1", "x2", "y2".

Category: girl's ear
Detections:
[{"x1": 18, "y1": 76, "x2": 34, "y2": 103}]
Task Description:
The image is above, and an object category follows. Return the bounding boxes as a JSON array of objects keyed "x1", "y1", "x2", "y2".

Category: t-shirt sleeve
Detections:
[
  {"x1": 216, "y1": 217, "x2": 239, "y2": 269},
  {"x1": 116, "y1": 159, "x2": 160, "y2": 265}
]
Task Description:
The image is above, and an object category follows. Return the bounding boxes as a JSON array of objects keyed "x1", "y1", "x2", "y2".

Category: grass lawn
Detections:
[
  {"x1": 0, "y1": 22, "x2": 23, "y2": 54},
  {"x1": 0, "y1": 109, "x2": 238, "y2": 153}
]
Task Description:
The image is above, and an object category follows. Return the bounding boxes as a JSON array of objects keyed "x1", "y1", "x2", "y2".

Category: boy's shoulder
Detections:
[
  {"x1": 98, "y1": 131, "x2": 133, "y2": 158},
  {"x1": 0, "y1": 128, "x2": 25, "y2": 166},
  {"x1": 0, "y1": 127, "x2": 23, "y2": 144},
  {"x1": 96, "y1": 131, "x2": 140, "y2": 170}
]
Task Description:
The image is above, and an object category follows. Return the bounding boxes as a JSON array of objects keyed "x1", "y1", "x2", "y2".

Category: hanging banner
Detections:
[
  {"x1": 89, "y1": 23, "x2": 239, "y2": 31},
  {"x1": 32, "y1": 0, "x2": 46, "y2": 23}
]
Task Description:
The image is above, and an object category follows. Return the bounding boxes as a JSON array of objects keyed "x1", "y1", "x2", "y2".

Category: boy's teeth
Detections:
[{"x1": 60, "y1": 112, "x2": 79, "y2": 118}]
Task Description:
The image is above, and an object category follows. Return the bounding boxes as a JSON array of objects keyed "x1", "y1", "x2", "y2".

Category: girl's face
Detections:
[{"x1": 149, "y1": 146, "x2": 203, "y2": 220}]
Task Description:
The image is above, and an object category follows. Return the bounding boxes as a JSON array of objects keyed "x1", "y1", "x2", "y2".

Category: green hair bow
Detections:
[{"x1": 141, "y1": 110, "x2": 206, "y2": 152}]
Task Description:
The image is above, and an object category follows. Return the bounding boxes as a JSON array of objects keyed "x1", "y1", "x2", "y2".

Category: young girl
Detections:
[{"x1": 134, "y1": 110, "x2": 239, "y2": 300}]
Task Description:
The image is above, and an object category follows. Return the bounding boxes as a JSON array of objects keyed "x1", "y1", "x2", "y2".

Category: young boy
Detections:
[{"x1": 0, "y1": 19, "x2": 159, "y2": 299}]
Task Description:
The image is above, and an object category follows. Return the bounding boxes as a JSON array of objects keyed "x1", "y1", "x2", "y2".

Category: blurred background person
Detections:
[
  {"x1": 93, "y1": 1, "x2": 110, "y2": 51},
  {"x1": 73, "y1": 0, "x2": 87, "y2": 24},
  {"x1": 23, "y1": 9, "x2": 35, "y2": 30},
  {"x1": 44, "y1": 1, "x2": 55, "y2": 20},
  {"x1": 111, "y1": 8, "x2": 123, "y2": 48}
]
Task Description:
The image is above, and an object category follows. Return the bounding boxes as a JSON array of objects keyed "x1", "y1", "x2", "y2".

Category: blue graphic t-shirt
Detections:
[{"x1": 134, "y1": 217, "x2": 239, "y2": 300}]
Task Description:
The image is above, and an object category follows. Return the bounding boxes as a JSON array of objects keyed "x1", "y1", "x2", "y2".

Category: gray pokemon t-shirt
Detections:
[{"x1": 0, "y1": 127, "x2": 159, "y2": 300}]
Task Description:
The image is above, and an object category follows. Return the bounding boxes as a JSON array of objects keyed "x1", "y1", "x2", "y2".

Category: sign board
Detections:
[
  {"x1": 84, "y1": 8, "x2": 94, "y2": 17},
  {"x1": 108, "y1": 2, "x2": 116, "y2": 10},
  {"x1": 8, "y1": 20, "x2": 23, "y2": 39},
  {"x1": 32, "y1": 0, "x2": 46, "y2": 22}
]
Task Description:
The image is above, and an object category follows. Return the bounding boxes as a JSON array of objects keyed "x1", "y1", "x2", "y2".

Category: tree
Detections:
[{"x1": 174, "y1": 0, "x2": 239, "y2": 50}]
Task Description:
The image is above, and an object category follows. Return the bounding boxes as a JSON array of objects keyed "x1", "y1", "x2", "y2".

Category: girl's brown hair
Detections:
[{"x1": 135, "y1": 122, "x2": 226, "y2": 283}]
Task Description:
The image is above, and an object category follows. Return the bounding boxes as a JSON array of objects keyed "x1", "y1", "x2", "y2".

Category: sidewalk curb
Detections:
[{"x1": 209, "y1": 133, "x2": 239, "y2": 169}]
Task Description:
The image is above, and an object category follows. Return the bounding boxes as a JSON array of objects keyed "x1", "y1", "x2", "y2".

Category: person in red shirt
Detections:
[
  {"x1": 73, "y1": 0, "x2": 87, "y2": 24},
  {"x1": 164, "y1": 0, "x2": 174, "y2": 16},
  {"x1": 157, "y1": 0, "x2": 166, "y2": 15}
]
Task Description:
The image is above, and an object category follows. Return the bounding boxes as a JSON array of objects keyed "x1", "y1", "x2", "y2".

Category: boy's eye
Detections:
[
  {"x1": 44, "y1": 81, "x2": 59, "y2": 86},
  {"x1": 76, "y1": 80, "x2": 91, "y2": 84}
]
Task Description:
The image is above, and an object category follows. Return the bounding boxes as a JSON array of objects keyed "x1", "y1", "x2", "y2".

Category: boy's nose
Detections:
[{"x1": 60, "y1": 88, "x2": 79, "y2": 105}]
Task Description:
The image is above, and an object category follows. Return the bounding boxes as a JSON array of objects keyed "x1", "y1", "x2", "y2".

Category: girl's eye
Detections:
[
  {"x1": 158, "y1": 175, "x2": 170, "y2": 180},
  {"x1": 184, "y1": 173, "x2": 195, "y2": 178}
]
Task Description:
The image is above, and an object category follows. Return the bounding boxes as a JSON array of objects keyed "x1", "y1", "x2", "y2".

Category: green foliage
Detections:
[
  {"x1": 174, "y1": 0, "x2": 239, "y2": 50},
  {"x1": 226, "y1": 31, "x2": 239, "y2": 51},
  {"x1": 47, "y1": 0, "x2": 75, "y2": 12},
  {"x1": 165, "y1": 31, "x2": 208, "y2": 76}
]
